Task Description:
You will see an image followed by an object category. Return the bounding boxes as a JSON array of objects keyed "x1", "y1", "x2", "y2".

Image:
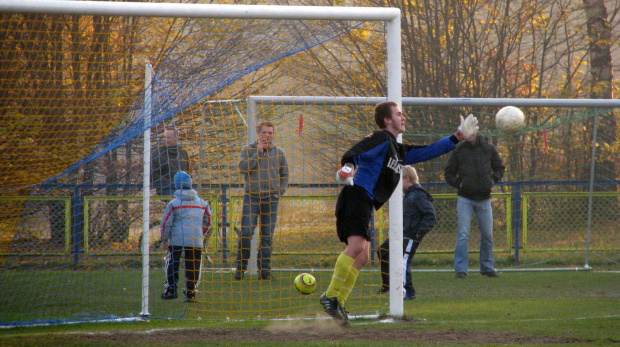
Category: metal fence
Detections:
[{"x1": 2, "y1": 181, "x2": 618, "y2": 267}]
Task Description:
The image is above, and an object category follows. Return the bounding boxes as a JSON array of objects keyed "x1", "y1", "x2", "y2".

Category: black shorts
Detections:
[{"x1": 335, "y1": 185, "x2": 374, "y2": 244}]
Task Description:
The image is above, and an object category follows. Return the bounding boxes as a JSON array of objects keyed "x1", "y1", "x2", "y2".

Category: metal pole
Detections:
[
  {"x1": 1, "y1": 1, "x2": 401, "y2": 21},
  {"x1": 512, "y1": 184, "x2": 522, "y2": 265},
  {"x1": 386, "y1": 13, "x2": 404, "y2": 318},
  {"x1": 245, "y1": 97, "x2": 258, "y2": 277},
  {"x1": 140, "y1": 63, "x2": 153, "y2": 317},
  {"x1": 247, "y1": 96, "x2": 620, "y2": 108},
  {"x1": 584, "y1": 114, "x2": 599, "y2": 270}
]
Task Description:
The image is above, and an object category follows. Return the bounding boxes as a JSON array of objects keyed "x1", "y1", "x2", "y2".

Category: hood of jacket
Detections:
[{"x1": 174, "y1": 188, "x2": 198, "y2": 201}]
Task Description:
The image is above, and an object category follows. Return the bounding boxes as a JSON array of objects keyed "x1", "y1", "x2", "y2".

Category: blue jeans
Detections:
[
  {"x1": 236, "y1": 194, "x2": 279, "y2": 275},
  {"x1": 454, "y1": 196, "x2": 495, "y2": 273}
]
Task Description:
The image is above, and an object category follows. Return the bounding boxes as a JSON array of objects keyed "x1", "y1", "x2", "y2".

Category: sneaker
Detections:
[
  {"x1": 161, "y1": 286, "x2": 177, "y2": 300},
  {"x1": 481, "y1": 270, "x2": 500, "y2": 278},
  {"x1": 260, "y1": 273, "x2": 276, "y2": 280},
  {"x1": 455, "y1": 272, "x2": 467, "y2": 279},
  {"x1": 319, "y1": 292, "x2": 346, "y2": 324},
  {"x1": 404, "y1": 291, "x2": 416, "y2": 300},
  {"x1": 234, "y1": 270, "x2": 244, "y2": 280},
  {"x1": 184, "y1": 289, "x2": 196, "y2": 303},
  {"x1": 376, "y1": 285, "x2": 389, "y2": 295}
]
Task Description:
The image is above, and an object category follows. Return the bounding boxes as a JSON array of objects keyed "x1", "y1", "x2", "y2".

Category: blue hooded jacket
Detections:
[{"x1": 161, "y1": 173, "x2": 212, "y2": 248}]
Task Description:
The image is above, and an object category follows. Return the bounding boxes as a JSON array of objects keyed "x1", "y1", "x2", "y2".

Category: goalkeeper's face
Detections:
[{"x1": 384, "y1": 105, "x2": 406, "y2": 136}]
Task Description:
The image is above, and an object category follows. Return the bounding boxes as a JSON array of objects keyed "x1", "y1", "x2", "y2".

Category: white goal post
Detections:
[{"x1": 0, "y1": 0, "x2": 405, "y2": 317}]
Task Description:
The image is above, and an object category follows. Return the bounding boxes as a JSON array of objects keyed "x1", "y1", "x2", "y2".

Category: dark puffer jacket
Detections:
[
  {"x1": 151, "y1": 145, "x2": 189, "y2": 196},
  {"x1": 403, "y1": 183, "x2": 436, "y2": 240},
  {"x1": 444, "y1": 135, "x2": 505, "y2": 201}
]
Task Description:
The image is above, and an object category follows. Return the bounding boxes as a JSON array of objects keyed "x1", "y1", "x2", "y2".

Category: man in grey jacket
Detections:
[
  {"x1": 235, "y1": 121, "x2": 289, "y2": 280},
  {"x1": 444, "y1": 130, "x2": 505, "y2": 279},
  {"x1": 161, "y1": 171, "x2": 212, "y2": 302}
]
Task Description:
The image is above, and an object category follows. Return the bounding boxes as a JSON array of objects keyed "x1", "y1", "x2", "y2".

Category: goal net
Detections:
[
  {"x1": 0, "y1": 2, "x2": 403, "y2": 325},
  {"x1": 1, "y1": 2, "x2": 618, "y2": 327}
]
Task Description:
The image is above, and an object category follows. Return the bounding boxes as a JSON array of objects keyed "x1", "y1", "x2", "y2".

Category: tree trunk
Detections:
[{"x1": 582, "y1": 0, "x2": 616, "y2": 184}]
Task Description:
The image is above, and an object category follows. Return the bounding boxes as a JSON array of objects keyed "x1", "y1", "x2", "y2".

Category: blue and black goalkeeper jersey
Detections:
[{"x1": 341, "y1": 130, "x2": 458, "y2": 210}]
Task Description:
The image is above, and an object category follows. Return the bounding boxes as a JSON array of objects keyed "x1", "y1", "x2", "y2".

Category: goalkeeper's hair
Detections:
[
  {"x1": 402, "y1": 165, "x2": 419, "y2": 184},
  {"x1": 374, "y1": 101, "x2": 399, "y2": 129},
  {"x1": 256, "y1": 121, "x2": 275, "y2": 134}
]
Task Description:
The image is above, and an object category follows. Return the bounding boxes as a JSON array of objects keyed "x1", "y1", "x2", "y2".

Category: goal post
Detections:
[
  {"x1": 0, "y1": 0, "x2": 406, "y2": 323},
  {"x1": 3, "y1": 0, "x2": 401, "y2": 21},
  {"x1": 248, "y1": 96, "x2": 620, "y2": 108}
]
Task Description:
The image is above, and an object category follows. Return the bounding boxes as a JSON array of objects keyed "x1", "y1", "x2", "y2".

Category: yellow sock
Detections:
[
  {"x1": 325, "y1": 253, "x2": 354, "y2": 303},
  {"x1": 340, "y1": 266, "x2": 360, "y2": 307}
]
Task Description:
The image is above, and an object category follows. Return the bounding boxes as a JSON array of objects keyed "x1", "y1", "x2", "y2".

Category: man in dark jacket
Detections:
[
  {"x1": 444, "y1": 130, "x2": 505, "y2": 278},
  {"x1": 151, "y1": 126, "x2": 189, "y2": 196},
  {"x1": 377, "y1": 165, "x2": 435, "y2": 300}
]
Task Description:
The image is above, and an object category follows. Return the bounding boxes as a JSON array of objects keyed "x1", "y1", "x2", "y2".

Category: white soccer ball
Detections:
[{"x1": 495, "y1": 106, "x2": 525, "y2": 134}]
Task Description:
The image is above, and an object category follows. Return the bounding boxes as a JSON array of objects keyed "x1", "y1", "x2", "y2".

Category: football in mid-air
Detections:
[
  {"x1": 294, "y1": 273, "x2": 316, "y2": 295},
  {"x1": 495, "y1": 106, "x2": 525, "y2": 134}
]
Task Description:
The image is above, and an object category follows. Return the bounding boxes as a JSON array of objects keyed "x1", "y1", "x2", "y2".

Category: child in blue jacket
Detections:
[{"x1": 161, "y1": 171, "x2": 212, "y2": 302}]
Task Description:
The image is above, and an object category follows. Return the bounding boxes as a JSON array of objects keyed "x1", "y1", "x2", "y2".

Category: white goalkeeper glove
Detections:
[
  {"x1": 336, "y1": 163, "x2": 355, "y2": 186},
  {"x1": 455, "y1": 114, "x2": 479, "y2": 141}
]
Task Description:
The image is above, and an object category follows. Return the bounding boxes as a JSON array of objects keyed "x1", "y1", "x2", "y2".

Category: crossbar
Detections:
[{"x1": 0, "y1": 0, "x2": 400, "y2": 21}]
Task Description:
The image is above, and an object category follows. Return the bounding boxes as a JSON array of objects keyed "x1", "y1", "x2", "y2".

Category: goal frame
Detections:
[
  {"x1": 247, "y1": 95, "x2": 620, "y2": 314},
  {"x1": 0, "y1": 0, "x2": 405, "y2": 317}
]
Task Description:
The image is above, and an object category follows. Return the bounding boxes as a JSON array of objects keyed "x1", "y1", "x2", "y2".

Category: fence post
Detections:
[
  {"x1": 220, "y1": 185, "x2": 229, "y2": 267},
  {"x1": 71, "y1": 186, "x2": 83, "y2": 265},
  {"x1": 512, "y1": 183, "x2": 522, "y2": 265}
]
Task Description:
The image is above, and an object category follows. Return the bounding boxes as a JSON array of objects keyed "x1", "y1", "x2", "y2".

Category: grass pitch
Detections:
[{"x1": 0, "y1": 270, "x2": 618, "y2": 346}]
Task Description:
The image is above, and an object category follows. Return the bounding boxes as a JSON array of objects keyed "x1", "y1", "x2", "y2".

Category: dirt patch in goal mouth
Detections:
[{"x1": 29, "y1": 322, "x2": 581, "y2": 345}]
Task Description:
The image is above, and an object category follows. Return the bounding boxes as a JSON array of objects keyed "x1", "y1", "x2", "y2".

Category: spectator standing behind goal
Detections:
[
  {"x1": 319, "y1": 101, "x2": 479, "y2": 326},
  {"x1": 444, "y1": 129, "x2": 505, "y2": 279},
  {"x1": 151, "y1": 126, "x2": 189, "y2": 197},
  {"x1": 235, "y1": 121, "x2": 289, "y2": 281},
  {"x1": 160, "y1": 171, "x2": 212, "y2": 303},
  {"x1": 377, "y1": 165, "x2": 435, "y2": 300}
]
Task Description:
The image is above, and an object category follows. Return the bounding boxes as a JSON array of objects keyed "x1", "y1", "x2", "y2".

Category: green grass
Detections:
[
  {"x1": 0, "y1": 271, "x2": 618, "y2": 346},
  {"x1": 410, "y1": 271, "x2": 619, "y2": 337},
  {"x1": 0, "y1": 268, "x2": 388, "y2": 322}
]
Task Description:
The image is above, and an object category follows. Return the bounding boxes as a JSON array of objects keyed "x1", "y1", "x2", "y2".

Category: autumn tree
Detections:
[
  {"x1": 583, "y1": 0, "x2": 617, "y2": 184},
  {"x1": 270, "y1": 0, "x2": 619, "y2": 184}
]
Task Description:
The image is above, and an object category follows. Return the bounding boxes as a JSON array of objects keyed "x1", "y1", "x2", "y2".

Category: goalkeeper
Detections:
[
  {"x1": 160, "y1": 171, "x2": 212, "y2": 303},
  {"x1": 319, "y1": 101, "x2": 478, "y2": 326}
]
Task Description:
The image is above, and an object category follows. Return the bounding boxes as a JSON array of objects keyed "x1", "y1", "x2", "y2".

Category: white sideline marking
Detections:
[
  {"x1": 0, "y1": 317, "x2": 143, "y2": 329},
  {"x1": 437, "y1": 314, "x2": 620, "y2": 324}
]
